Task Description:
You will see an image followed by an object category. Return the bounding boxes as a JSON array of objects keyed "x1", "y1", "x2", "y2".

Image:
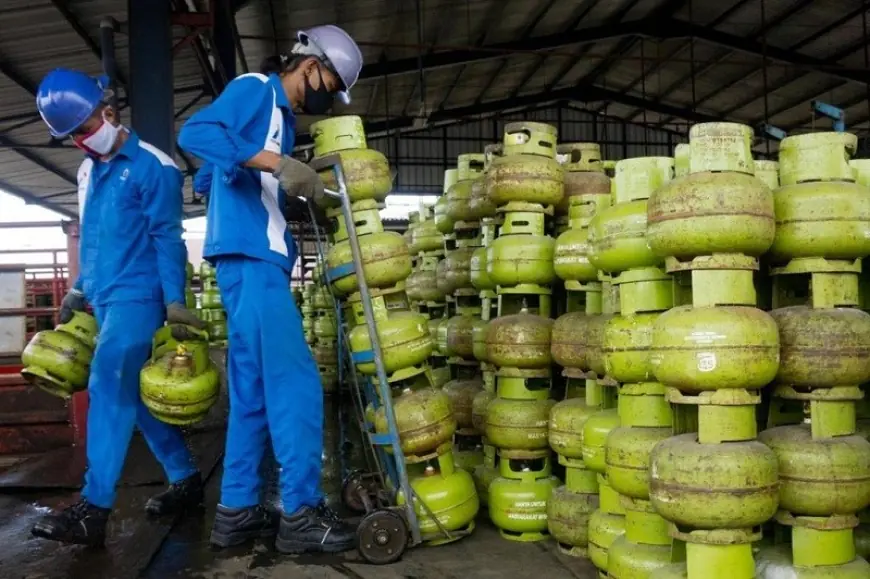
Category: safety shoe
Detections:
[
  {"x1": 275, "y1": 502, "x2": 357, "y2": 554},
  {"x1": 209, "y1": 504, "x2": 279, "y2": 548},
  {"x1": 145, "y1": 472, "x2": 204, "y2": 517},
  {"x1": 31, "y1": 499, "x2": 110, "y2": 547}
]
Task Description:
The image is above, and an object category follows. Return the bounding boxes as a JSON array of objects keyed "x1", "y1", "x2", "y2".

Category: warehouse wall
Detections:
[{"x1": 366, "y1": 105, "x2": 682, "y2": 195}]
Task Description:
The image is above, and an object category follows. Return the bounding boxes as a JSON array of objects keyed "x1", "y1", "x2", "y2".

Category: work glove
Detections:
[
  {"x1": 59, "y1": 289, "x2": 87, "y2": 324},
  {"x1": 166, "y1": 302, "x2": 207, "y2": 333},
  {"x1": 273, "y1": 156, "x2": 326, "y2": 203}
]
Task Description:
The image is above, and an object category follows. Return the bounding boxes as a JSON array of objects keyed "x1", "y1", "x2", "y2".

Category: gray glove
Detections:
[
  {"x1": 166, "y1": 302, "x2": 206, "y2": 330},
  {"x1": 59, "y1": 289, "x2": 87, "y2": 324},
  {"x1": 273, "y1": 156, "x2": 325, "y2": 202}
]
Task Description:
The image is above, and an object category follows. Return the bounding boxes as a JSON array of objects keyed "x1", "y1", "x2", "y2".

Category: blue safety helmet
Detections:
[{"x1": 36, "y1": 68, "x2": 109, "y2": 138}]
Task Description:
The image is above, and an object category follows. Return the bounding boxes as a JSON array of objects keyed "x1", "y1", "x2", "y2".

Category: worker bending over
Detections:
[
  {"x1": 177, "y1": 25, "x2": 362, "y2": 554},
  {"x1": 30, "y1": 69, "x2": 206, "y2": 546}
]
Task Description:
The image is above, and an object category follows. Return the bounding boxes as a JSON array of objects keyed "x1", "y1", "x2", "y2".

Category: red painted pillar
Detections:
[{"x1": 62, "y1": 220, "x2": 88, "y2": 448}]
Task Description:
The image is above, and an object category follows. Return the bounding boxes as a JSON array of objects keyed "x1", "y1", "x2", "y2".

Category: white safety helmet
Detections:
[{"x1": 293, "y1": 25, "x2": 363, "y2": 105}]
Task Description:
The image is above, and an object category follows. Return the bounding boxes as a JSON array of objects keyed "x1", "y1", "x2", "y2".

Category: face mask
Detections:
[
  {"x1": 73, "y1": 112, "x2": 121, "y2": 156},
  {"x1": 301, "y1": 67, "x2": 336, "y2": 115}
]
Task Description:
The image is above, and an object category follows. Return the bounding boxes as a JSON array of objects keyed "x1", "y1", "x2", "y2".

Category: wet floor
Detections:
[{"x1": 0, "y1": 450, "x2": 596, "y2": 579}]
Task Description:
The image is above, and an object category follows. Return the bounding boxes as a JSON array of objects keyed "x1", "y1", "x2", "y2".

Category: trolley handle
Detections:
[{"x1": 306, "y1": 153, "x2": 423, "y2": 546}]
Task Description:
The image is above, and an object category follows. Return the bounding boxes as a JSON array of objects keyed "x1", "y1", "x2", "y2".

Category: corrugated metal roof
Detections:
[{"x1": 0, "y1": 0, "x2": 867, "y2": 218}]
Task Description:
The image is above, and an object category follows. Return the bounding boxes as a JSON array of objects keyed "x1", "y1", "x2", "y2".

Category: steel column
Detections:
[
  {"x1": 128, "y1": 0, "x2": 174, "y2": 155},
  {"x1": 213, "y1": 0, "x2": 238, "y2": 81}
]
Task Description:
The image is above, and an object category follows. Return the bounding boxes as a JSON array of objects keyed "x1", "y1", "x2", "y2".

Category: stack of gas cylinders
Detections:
[
  {"x1": 311, "y1": 115, "x2": 479, "y2": 545},
  {"x1": 398, "y1": 121, "x2": 870, "y2": 578},
  {"x1": 197, "y1": 261, "x2": 227, "y2": 346}
]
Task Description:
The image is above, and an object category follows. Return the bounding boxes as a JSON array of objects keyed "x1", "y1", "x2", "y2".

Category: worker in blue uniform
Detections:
[
  {"x1": 177, "y1": 25, "x2": 362, "y2": 554},
  {"x1": 30, "y1": 69, "x2": 206, "y2": 547}
]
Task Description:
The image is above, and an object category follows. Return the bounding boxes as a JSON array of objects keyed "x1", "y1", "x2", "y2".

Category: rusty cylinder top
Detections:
[
  {"x1": 557, "y1": 143, "x2": 603, "y2": 173},
  {"x1": 457, "y1": 153, "x2": 486, "y2": 181},
  {"x1": 310, "y1": 115, "x2": 367, "y2": 156},
  {"x1": 688, "y1": 122, "x2": 754, "y2": 175},
  {"x1": 502, "y1": 121, "x2": 558, "y2": 159}
]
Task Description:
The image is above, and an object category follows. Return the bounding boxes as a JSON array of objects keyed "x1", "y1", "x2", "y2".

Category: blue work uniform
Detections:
[
  {"x1": 178, "y1": 73, "x2": 323, "y2": 513},
  {"x1": 193, "y1": 163, "x2": 213, "y2": 200},
  {"x1": 75, "y1": 131, "x2": 197, "y2": 509}
]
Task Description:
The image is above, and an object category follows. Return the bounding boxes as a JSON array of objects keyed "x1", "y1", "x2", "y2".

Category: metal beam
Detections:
[
  {"x1": 358, "y1": 17, "x2": 647, "y2": 80},
  {"x1": 295, "y1": 83, "x2": 720, "y2": 148},
  {"x1": 630, "y1": 0, "x2": 816, "y2": 124},
  {"x1": 0, "y1": 59, "x2": 36, "y2": 95},
  {"x1": 213, "y1": 0, "x2": 238, "y2": 80},
  {"x1": 0, "y1": 180, "x2": 77, "y2": 219},
  {"x1": 601, "y1": 0, "x2": 755, "y2": 116}
]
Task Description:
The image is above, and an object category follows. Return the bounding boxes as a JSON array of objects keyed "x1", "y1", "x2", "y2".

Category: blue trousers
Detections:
[
  {"x1": 215, "y1": 256, "x2": 323, "y2": 513},
  {"x1": 82, "y1": 300, "x2": 197, "y2": 509}
]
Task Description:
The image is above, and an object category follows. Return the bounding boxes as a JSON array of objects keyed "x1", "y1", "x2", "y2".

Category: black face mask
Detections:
[{"x1": 301, "y1": 67, "x2": 336, "y2": 115}]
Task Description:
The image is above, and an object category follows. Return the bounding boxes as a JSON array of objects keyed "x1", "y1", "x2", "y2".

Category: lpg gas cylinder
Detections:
[
  {"x1": 647, "y1": 123, "x2": 775, "y2": 260},
  {"x1": 770, "y1": 132, "x2": 870, "y2": 262},
  {"x1": 470, "y1": 247, "x2": 496, "y2": 293},
  {"x1": 551, "y1": 312, "x2": 593, "y2": 370},
  {"x1": 468, "y1": 144, "x2": 501, "y2": 219},
  {"x1": 488, "y1": 454, "x2": 560, "y2": 541},
  {"x1": 348, "y1": 311, "x2": 434, "y2": 375},
  {"x1": 327, "y1": 231, "x2": 412, "y2": 295},
  {"x1": 486, "y1": 122, "x2": 564, "y2": 208},
  {"x1": 21, "y1": 311, "x2": 98, "y2": 398},
  {"x1": 487, "y1": 213, "x2": 556, "y2": 288},
  {"x1": 443, "y1": 378, "x2": 484, "y2": 432},
  {"x1": 140, "y1": 325, "x2": 220, "y2": 425},
  {"x1": 442, "y1": 248, "x2": 475, "y2": 295},
  {"x1": 398, "y1": 451, "x2": 479, "y2": 544},
  {"x1": 549, "y1": 398, "x2": 598, "y2": 459},
  {"x1": 446, "y1": 154, "x2": 485, "y2": 223},
  {"x1": 555, "y1": 142, "x2": 610, "y2": 215},
  {"x1": 471, "y1": 318, "x2": 489, "y2": 362},
  {"x1": 435, "y1": 170, "x2": 458, "y2": 234},
  {"x1": 374, "y1": 387, "x2": 456, "y2": 458},
  {"x1": 310, "y1": 116, "x2": 392, "y2": 204},
  {"x1": 485, "y1": 397, "x2": 555, "y2": 451},
  {"x1": 650, "y1": 305, "x2": 780, "y2": 393},
  {"x1": 485, "y1": 313, "x2": 553, "y2": 370},
  {"x1": 410, "y1": 215, "x2": 443, "y2": 254},
  {"x1": 445, "y1": 315, "x2": 476, "y2": 359},
  {"x1": 472, "y1": 389, "x2": 496, "y2": 433}
]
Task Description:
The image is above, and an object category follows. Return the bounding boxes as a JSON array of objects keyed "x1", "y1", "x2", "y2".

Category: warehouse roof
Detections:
[{"x1": 1, "y1": 0, "x2": 868, "y2": 218}]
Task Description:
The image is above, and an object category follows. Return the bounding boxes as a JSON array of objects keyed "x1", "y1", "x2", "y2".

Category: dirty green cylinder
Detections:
[
  {"x1": 21, "y1": 311, "x2": 98, "y2": 398},
  {"x1": 140, "y1": 326, "x2": 220, "y2": 425},
  {"x1": 444, "y1": 378, "x2": 483, "y2": 431},
  {"x1": 348, "y1": 311, "x2": 434, "y2": 375},
  {"x1": 309, "y1": 115, "x2": 392, "y2": 203},
  {"x1": 435, "y1": 170, "x2": 458, "y2": 234},
  {"x1": 589, "y1": 199, "x2": 662, "y2": 273},
  {"x1": 650, "y1": 305, "x2": 780, "y2": 393},
  {"x1": 770, "y1": 306, "x2": 870, "y2": 388},
  {"x1": 488, "y1": 456, "x2": 560, "y2": 541},
  {"x1": 549, "y1": 398, "x2": 599, "y2": 459},
  {"x1": 759, "y1": 424, "x2": 870, "y2": 516},
  {"x1": 327, "y1": 231, "x2": 412, "y2": 295},
  {"x1": 548, "y1": 482, "x2": 598, "y2": 556},
  {"x1": 487, "y1": 232, "x2": 556, "y2": 288},
  {"x1": 551, "y1": 312, "x2": 594, "y2": 370},
  {"x1": 443, "y1": 247, "x2": 475, "y2": 294},
  {"x1": 649, "y1": 433, "x2": 780, "y2": 529},
  {"x1": 486, "y1": 123, "x2": 564, "y2": 208},
  {"x1": 374, "y1": 387, "x2": 457, "y2": 457},
  {"x1": 485, "y1": 398, "x2": 555, "y2": 451},
  {"x1": 583, "y1": 408, "x2": 621, "y2": 473},
  {"x1": 485, "y1": 313, "x2": 553, "y2": 369},
  {"x1": 446, "y1": 154, "x2": 485, "y2": 223},
  {"x1": 602, "y1": 312, "x2": 661, "y2": 384},
  {"x1": 445, "y1": 314, "x2": 476, "y2": 359}
]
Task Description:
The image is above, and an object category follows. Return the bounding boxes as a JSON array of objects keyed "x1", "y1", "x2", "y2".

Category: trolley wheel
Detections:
[
  {"x1": 357, "y1": 509, "x2": 408, "y2": 565},
  {"x1": 341, "y1": 470, "x2": 368, "y2": 514}
]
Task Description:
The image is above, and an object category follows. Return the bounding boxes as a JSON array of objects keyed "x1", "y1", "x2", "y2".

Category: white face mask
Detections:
[{"x1": 74, "y1": 113, "x2": 121, "y2": 156}]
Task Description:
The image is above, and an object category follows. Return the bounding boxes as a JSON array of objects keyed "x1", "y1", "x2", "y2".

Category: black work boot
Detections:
[
  {"x1": 209, "y1": 505, "x2": 279, "y2": 548},
  {"x1": 31, "y1": 499, "x2": 110, "y2": 547},
  {"x1": 275, "y1": 502, "x2": 356, "y2": 554},
  {"x1": 145, "y1": 473, "x2": 204, "y2": 517}
]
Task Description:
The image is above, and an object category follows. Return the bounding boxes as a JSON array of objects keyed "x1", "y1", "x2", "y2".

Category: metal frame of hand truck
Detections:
[{"x1": 305, "y1": 155, "x2": 459, "y2": 564}]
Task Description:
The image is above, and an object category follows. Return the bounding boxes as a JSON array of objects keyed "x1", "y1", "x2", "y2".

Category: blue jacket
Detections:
[
  {"x1": 177, "y1": 73, "x2": 297, "y2": 272},
  {"x1": 74, "y1": 132, "x2": 186, "y2": 307},
  {"x1": 193, "y1": 163, "x2": 213, "y2": 199}
]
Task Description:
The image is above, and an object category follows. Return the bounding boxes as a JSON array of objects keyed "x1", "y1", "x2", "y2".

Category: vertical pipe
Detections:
[{"x1": 99, "y1": 18, "x2": 119, "y2": 116}]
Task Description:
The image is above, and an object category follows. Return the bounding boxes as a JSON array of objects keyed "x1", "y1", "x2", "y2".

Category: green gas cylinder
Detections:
[
  {"x1": 348, "y1": 311, "x2": 434, "y2": 375},
  {"x1": 374, "y1": 387, "x2": 456, "y2": 458},
  {"x1": 327, "y1": 231, "x2": 412, "y2": 295},
  {"x1": 21, "y1": 311, "x2": 98, "y2": 398},
  {"x1": 488, "y1": 455, "x2": 560, "y2": 542},
  {"x1": 485, "y1": 313, "x2": 553, "y2": 370},
  {"x1": 309, "y1": 115, "x2": 392, "y2": 204},
  {"x1": 140, "y1": 325, "x2": 220, "y2": 425},
  {"x1": 398, "y1": 451, "x2": 479, "y2": 544}
]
